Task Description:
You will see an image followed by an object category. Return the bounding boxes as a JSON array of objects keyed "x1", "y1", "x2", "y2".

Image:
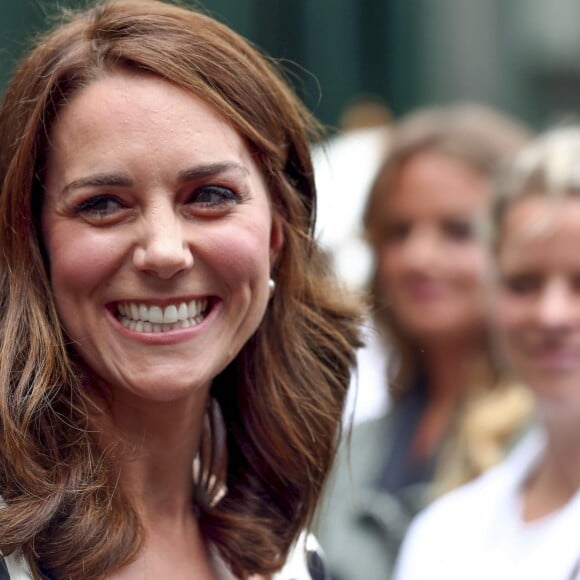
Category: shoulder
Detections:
[
  {"x1": 336, "y1": 413, "x2": 393, "y2": 475},
  {"x1": 275, "y1": 533, "x2": 328, "y2": 580},
  {"x1": 411, "y1": 427, "x2": 544, "y2": 537},
  {"x1": 0, "y1": 552, "x2": 33, "y2": 579},
  {"x1": 392, "y1": 473, "x2": 502, "y2": 579},
  {"x1": 393, "y1": 430, "x2": 546, "y2": 580}
]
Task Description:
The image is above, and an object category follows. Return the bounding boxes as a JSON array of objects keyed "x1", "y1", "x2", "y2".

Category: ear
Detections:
[{"x1": 269, "y1": 214, "x2": 284, "y2": 264}]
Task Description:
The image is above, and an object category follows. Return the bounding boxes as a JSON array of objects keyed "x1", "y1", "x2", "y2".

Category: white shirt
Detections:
[{"x1": 393, "y1": 430, "x2": 580, "y2": 580}]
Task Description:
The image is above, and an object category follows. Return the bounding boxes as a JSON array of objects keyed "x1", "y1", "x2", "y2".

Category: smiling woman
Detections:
[
  {"x1": 393, "y1": 127, "x2": 580, "y2": 580},
  {"x1": 0, "y1": 1, "x2": 361, "y2": 579}
]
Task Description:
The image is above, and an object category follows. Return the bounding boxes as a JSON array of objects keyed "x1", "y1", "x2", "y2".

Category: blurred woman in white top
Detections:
[{"x1": 394, "y1": 126, "x2": 580, "y2": 580}]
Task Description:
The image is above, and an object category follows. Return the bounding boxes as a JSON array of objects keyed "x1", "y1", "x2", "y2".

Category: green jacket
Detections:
[{"x1": 316, "y1": 414, "x2": 427, "y2": 580}]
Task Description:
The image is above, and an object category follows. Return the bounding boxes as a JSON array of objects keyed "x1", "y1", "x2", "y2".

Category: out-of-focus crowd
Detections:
[{"x1": 314, "y1": 100, "x2": 580, "y2": 580}]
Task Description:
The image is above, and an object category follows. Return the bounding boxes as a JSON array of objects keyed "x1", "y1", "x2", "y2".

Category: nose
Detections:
[
  {"x1": 402, "y1": 228, "x2": 437, "y2": 271},
  {"x1": 133, "y1": 207, "x2": 194, "y2": 280},
  {"x1": 536, "y1": 279, "x2": 573, "y2": 331}
]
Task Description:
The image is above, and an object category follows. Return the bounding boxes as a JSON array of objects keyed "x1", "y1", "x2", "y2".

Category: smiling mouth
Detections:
[{"x1": 116, "y1": 298, "x2": 210, "y2": 333}]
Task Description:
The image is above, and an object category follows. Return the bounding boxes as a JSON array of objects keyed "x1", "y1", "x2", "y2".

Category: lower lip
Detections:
[{"x1": 107, "y1": 303, "x2": 219, "y2": 345}]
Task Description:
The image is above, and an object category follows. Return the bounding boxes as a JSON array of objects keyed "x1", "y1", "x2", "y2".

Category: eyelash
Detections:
[
  {"x1": 73, "y1": 185, "x2": 244, "y2": 221},
  {"x1": 188, "y1": 184, "x2": 243, "y2": 208},
  {"x1": 74, "y1": 194, "x2": 124, "y2": 219}
]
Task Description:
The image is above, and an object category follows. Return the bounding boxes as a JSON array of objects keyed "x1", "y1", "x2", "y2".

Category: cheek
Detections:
[
  {"x1": 376, "y1": 246, "x2": 402, "y2": 285},
  {"x1": 44, "y1": 223, "x2": 124, "y2": 299},
  {"x1": 201, "y1": 220, "x2": 273, "y2": 283},
  {"x1": 496, "y1": 294, "x2": 528, "y2": 339}
]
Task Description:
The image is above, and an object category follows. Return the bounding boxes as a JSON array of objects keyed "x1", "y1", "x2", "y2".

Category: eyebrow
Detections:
[
  {"x1": 60, "y1": 162, "x2": 250, "y2": 196},
  {"x1": 176, "y1": 162, "x2": 250, "y2": 183},
  {"x1": 61, "y1": 173, "x2": 133, "y2": 195}
]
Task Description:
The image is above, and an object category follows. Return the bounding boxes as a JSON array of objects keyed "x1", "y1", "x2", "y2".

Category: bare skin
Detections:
[
  {"x1": 105, "y1": 390, "x2": 219, "y2": 580},
  {"x1": 521, "y1": 423, "x2": 580, "y2": 523}
]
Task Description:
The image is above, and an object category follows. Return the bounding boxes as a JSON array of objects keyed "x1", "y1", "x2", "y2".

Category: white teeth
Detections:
[
  {"x1": 149, "y1": 306, "x2": 163, "y2": 324},
  {"x1": 163, "y1": 305, "x2": 178, "y2": 324},
  {"x1": 117, "y1": 298, "x2": 209, "y2": 333},
  {"x1": 177, "y1": 303, "x2": 189, "y2": 321}
]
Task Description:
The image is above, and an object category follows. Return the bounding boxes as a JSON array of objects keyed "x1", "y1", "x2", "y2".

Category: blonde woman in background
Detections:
[
  {"x1": 394, "y1": 126, "x2": 580, "y2": 580},
  {"x1": 317, "y1": 104, "x2": 533, "y2": 580}
]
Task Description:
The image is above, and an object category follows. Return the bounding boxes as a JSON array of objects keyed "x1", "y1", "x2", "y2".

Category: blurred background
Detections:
[{"x1": 3, "y1": 0, "x2": 580, "y2": 131}]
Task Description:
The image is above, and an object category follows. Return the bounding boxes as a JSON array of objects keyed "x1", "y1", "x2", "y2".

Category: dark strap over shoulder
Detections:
[
  {"x1": 305, "y1": 542, "x2": 330, "y2": 580},
  {"x1": 0, "y1": 556, "x2": 10, "y2": 580}
]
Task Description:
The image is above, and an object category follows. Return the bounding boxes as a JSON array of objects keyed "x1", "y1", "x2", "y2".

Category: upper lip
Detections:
[{"x1": 109, "y1": 295, "x2": 214, "y2": 306}]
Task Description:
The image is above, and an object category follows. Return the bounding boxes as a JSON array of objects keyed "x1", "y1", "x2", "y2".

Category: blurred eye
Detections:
[
  {"x1": 75, "y1": 195, "x2": 125, "y2": 220},
  {"x1": 189, "y1": 185, "x2": 241, "y2": 209},
  {"x1": 442, "y1": 219, "x2": 473, "y2": 241},
  {"x1": 381, "y1": 221, "x2": 410, "y2": 243},
  {"x1": 502, "y1": 273, "x2": 542, "y2": 295}
]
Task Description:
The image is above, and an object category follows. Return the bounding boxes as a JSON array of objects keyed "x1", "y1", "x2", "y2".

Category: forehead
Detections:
[
  {"x1": 498, "y1": 195, "x2": 580, "y2": 267},
  {"x1": 385, "y1": 150, "x2": 489, "y2": 216},
  {"x1": 48, "y1": 71, "x2": 251, "y2": 166},
  {"x1": 41, "y1": 70, "x2": 271, "y2": 203}
]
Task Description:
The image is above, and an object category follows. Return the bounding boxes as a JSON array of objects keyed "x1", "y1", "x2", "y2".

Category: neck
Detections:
[
  {"x1": 544, "y1": 419, "x2": 580, "y2": 488},
  {"x1": 522, "y1": 418, "x2": 580, "y2": 522},
  {"x1": 106, "y1": 386, "x2": 211, "y2": 522},
  {"x1": 420, "y1": 335, "x2": 484, "y2": 405}
]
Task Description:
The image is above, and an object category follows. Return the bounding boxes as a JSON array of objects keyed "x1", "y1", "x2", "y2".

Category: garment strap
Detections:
[{"x1": 0, "y1": 556, "x2": 10, "y2": 580}]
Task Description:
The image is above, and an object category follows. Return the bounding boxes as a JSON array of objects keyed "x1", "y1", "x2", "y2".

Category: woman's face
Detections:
[
  {"x1": 41, "y1": 72, "x2": 282, "y2": 404},
  {"x1": 497, "y1": 195, "x2": 580, "y2": 419},
  {"x1": 376, "y1": 150, "x2": 489, "y2": 343}
]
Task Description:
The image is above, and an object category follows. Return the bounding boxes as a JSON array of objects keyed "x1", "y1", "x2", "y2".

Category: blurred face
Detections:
[
  {"x1": 376, "y1": 150, "x2": 489, "y2": 343},
  {"x1": 41, "y1": 72, "x2": 282, "y2": 405},
  {"x1": 497, "y1": 195, "x2": 580, "y2": 419}
]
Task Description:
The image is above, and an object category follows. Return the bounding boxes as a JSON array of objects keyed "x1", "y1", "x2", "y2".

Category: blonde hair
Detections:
[{"x1": 494, "y1": 125, "x2": 580, "y2": 246}]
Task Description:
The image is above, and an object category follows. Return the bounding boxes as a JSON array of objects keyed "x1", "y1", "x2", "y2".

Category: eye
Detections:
[
  {"x1": 188, "y1": 185, "x2": 241, "y2": 209},
  {"x1": 381, "y1": 221, "x2": 410, "y2": 243},
  {"x1": 442, "y1": 219, "x2": 473, "y2": 241},
  {"x1": 502, "y1": 273, "x2": 542, "y2": 295},
  {"x1": 75, "y1": 195, "x2": 126, "y2": 221}
]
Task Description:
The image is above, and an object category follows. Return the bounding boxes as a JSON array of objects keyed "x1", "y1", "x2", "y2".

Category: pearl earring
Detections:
[{"x1": 268, "y1": 278, "x2": 276, "y2": 297}]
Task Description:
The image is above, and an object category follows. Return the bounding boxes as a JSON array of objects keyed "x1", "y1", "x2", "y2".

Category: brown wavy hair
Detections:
[{"x1": 0, "y1": 1, "x2": 361, "y2": 578}]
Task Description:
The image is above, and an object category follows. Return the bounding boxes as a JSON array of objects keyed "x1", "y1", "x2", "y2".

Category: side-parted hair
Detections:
[
  {"x1": 0, "y1": 1, "x2": 361, "y2": 578},
  {"x1": 494, "y1": 125, "x2": 580, "y2": 248},
  {"x1": 363, "y1": 103, "x2": 530, "y2": 394}
]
